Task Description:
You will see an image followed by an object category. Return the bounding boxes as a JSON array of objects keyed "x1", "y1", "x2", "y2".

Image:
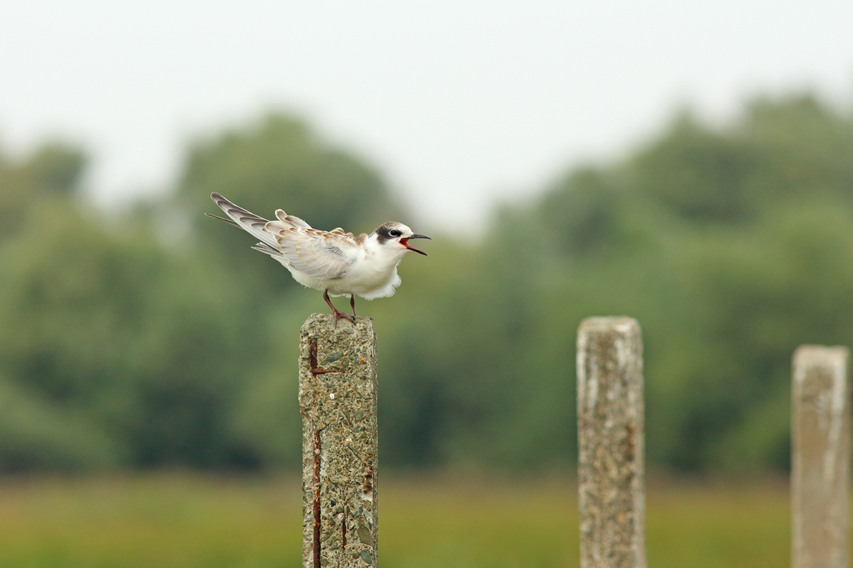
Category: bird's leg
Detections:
[
  {"x1": 324, "y1": 289, "x2": 354, "y2": 327},
  {"x1": 350, "y1": 294, "x2": 357, "y2": 318}
]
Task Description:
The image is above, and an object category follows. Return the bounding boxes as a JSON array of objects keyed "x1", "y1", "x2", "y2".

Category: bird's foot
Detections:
[
  {"x1": 324, "y1": 289, "x2": 355, "y2": 328},
  {"x1": 331, "y1": 307, "x2": 355, "y2": 328}
]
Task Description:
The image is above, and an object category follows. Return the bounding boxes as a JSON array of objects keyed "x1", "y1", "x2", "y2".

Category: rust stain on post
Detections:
[
  {"x1": 300, "y1": 314, "x2": 378, "y2": 568},
  {"x1": 792, "y1": 345, "x2": 850, "y2": 568},
  {"x1": 577, "y1": 317, "x2": 646, "y2": 568},
  {"x1": 341, "y1": 505, "x2": 347, "y2": 548},
  {"x1": 310, "y1": 338, "x2": 343, "y2": 376},
  {"x1": 312, "y1": 426, "x2": 322, "y2": 568}
]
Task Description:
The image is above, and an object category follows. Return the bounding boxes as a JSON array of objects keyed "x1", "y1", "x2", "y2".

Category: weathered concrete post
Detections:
[
  {"x1": 791, "y1": 346, "x2": 850, "y2": 568},
  {"x1": 299, "y1": 314, "x2": 378, "y2": 568},
  {"x1": 577, "y1": 317, "x2": 646, "y2": 568}
]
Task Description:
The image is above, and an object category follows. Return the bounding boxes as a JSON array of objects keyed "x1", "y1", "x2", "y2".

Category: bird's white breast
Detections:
[{"x1": 275, "y1": 236, "x2": 406, "y2": 300}]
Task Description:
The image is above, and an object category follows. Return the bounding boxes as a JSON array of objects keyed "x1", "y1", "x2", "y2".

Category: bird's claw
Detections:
[{"x1": 331, "y1": 308, "x2": 355, "y2": 328}]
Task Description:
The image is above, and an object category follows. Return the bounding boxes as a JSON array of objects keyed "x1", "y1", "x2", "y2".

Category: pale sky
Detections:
[{"x1": 1, "y1": 1, "x2": 850, "y2": 230}]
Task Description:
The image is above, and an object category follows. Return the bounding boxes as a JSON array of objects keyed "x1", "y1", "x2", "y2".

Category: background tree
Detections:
[{"x1": 1, "y1": 95, "x2": 851, "y2": 473}]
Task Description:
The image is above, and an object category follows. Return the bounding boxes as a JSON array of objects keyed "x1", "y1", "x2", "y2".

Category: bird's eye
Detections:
[{"x1": 389, "y1": 229, "x2": 402, "y2": 237}]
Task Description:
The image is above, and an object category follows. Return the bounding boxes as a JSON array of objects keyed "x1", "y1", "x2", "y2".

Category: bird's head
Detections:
[{"x1": 372, "y1": 222, "x2": 431, "y2": 256}]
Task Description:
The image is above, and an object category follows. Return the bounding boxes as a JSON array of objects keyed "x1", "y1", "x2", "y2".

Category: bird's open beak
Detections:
[{"x1": 400, "y1": 234, "x2": 431, "y2": 256}]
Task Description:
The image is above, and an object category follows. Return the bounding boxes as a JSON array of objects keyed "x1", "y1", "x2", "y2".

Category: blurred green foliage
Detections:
[{"x1": 0, "y1": 95, "x2": 851, "y2": 473}]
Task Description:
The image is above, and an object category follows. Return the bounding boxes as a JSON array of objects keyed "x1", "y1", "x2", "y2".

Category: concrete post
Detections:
[
  {"x1": 577, "y1": 317, "x2": 646, "y2": 568},
  {"x1": 792, "y1": 346, "x2": 850, "y2": 568},
  {"x1": 299, "y1": 314, "x2": 378, "y2": 568}
]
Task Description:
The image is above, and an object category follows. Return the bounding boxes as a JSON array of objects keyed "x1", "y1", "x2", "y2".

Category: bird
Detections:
[{"x1": 206, "y1": 192, "x2": 430, "y2": 326}]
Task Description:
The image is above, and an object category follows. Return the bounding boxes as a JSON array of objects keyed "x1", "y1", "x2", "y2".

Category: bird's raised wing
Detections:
[
  {"x1": 272, "y1": 227, "x2": 360, "y2": 280},
  {"x1": 209, "y1": 193, "x2": 358, "y2": 279},
  {"x1": 209, "y1": 192, "x2": 279, "y2": 250},
  {"x1": 266, "y1": 209, "x2": 312, "y2": 231}
]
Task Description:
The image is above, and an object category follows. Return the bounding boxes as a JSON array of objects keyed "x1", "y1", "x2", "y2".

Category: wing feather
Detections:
[
  {"x1": 209, "y1": 193, "x2": 279, "y2": 250},
  {"x1": 273, "y1": 227, "x2": 357, "y2": 280},
  {"x1": 209, "y1": 193, "x2": 357, "y2": 279},
  {"x1": 275, "y1": 209, "x2": 312, "y2": 229}
]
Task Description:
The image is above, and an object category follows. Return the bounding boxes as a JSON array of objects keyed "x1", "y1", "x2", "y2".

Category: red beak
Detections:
[{"x1": 400, "y1": 234, "x2": 430, "y2": 256}]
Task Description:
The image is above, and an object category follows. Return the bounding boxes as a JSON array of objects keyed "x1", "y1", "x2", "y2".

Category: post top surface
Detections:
[
  {"x1": 301, "y1": 313, "x2": 375, "y2": 335},
  {"x1": 579, "y1": 316, "x2": 640, "y2": 334},
  {"x1": 793, "y1": 345, "x2": 849, "y2": 365}
]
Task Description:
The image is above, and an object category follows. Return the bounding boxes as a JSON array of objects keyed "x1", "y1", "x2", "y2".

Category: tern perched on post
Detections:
[{"x1": 207, "y1": 192, "x2": 430, "y2": 326}]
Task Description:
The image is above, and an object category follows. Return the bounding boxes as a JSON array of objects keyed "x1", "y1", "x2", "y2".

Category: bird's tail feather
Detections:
[
  {"x1": 251, "y1": 242, "x2": 284, "y2": 258},
  {"x1": 204, "y1": 212, "x2": 239, "y2": 227}
]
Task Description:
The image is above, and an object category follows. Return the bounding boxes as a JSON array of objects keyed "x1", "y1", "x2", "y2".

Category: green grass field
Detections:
[{"x1": 0, "y1": 474, "x2": 790, "y2": 567}]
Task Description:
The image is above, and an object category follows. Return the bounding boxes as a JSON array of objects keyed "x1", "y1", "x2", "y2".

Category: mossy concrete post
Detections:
[
  {"x1": 792, "y1": 346, "x2": 850, "y2": 568},
  {"x1": 299, "y1": 314, "x2": 378, "y2": 568},
  {"x1": 577, "y1": 317, "x2": 646, "y2": 568}
]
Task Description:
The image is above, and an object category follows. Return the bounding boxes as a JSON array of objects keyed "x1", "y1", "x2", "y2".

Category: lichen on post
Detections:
[
  {"x1": 299, "y1": 314, "x2": 378, "y2": 568},
  {"x1": 792, "y1": 345, "x2": 850, "y2": 568},
  {"x1": 576, "y1": 317, "x2": 646, "y2": 568}
]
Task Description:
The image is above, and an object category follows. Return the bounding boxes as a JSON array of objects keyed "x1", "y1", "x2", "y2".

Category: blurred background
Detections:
[{"x1": 0, "y1": 1, "x2": 851, "y2": 566}]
